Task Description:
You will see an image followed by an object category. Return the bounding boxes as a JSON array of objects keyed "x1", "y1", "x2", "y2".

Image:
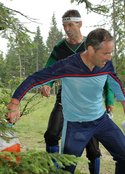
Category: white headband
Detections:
[{"x1": 62, "y1": 17, "x2": 81, "y2": 23}]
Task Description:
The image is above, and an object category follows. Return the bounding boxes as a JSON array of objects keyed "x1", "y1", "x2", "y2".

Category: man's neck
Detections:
[
  {"x1": 66, "y1": 34, "x2": 84, "y2": 44},
  {"x1": 80, "y1": 52, "x2": 95, "y2": 71}
]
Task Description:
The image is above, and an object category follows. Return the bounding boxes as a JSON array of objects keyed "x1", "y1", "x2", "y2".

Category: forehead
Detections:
[
  {"x1": 100, "y1": 41, "x2": 114, "y2": 50},
  {"x1": 63, "y1": 21, "x2": 79, "y2": 26}
]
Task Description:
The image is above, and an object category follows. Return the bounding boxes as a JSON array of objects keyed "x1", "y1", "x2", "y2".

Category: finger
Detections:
[{"x1": 41, "y1": 89, "x2": 50, "y2": 97}]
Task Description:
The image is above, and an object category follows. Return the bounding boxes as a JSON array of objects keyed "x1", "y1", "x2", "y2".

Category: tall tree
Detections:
[
  {"x1": 6, "y1": 31, "x2": 33, "y2": 81},
  {"x1": 111, "y1": 0, "x2": 125, "y2": 85},
  {"x1": 0, "y1": 2, "x2": 36, "y2": 84},
  {"x1": 46, "y1": 13, "x2": 63, "y2": 55},
  {"x1": 5, "y1": 47, "x2": 20, "y2": 79},
  {"x1": 32, "y1": 26, "x2": 47, "y2": 72}
]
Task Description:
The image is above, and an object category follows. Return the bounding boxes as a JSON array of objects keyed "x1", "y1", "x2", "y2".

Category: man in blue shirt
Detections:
[{"x1": 7, "y1": 28, "x2": 125, "y2": 174}]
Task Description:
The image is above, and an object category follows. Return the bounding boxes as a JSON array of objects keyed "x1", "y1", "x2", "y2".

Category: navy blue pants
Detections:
[{"x1": 62, "y1": 113, "x2": 125, "y2": 174}]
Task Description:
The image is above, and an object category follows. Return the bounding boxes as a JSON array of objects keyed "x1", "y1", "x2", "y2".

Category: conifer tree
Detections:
[{"x1": 46, "y1": 13, "x2": 63, "y2": 55}]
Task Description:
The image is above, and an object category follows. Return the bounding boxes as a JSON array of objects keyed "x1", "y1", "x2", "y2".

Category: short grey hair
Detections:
[{"x1": 85, "y1": 28, "x2": 114, "y2": 50}]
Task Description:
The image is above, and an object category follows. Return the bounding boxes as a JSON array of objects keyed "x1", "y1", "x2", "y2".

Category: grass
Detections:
[{"x1": 13, "y1": 94, "x2": 125, "y2": 174}]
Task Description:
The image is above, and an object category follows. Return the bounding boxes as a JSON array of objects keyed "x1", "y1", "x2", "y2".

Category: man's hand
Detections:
[
  {"x1": 7, "y1": 99, "x2": 20, "y2": 123},
  {"x1": 106, "y1": 105, "x2": 114, "y2": 119},
  {"x1": 106, "y1": 105, "x2": 114, "y2": 113},
  {"x1": 41, "y1": 85, "x2": 51, "y2": 97}
]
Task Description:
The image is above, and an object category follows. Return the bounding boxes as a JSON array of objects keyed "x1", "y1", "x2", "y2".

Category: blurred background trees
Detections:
[{"x1": 0, "y1": 0, "x2": 125, "y2": 89}]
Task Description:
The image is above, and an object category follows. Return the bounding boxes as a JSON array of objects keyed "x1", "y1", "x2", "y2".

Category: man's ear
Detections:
[
  {"x1": 78, "y1": 21, "x2": 82, "y2": 28},
  {"x1": 88, "y1": 45, "x2": 95, "y2": 54}
]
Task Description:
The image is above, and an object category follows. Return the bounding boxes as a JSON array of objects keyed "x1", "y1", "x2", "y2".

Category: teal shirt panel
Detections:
[{"x1": 61, "y1": 75, "x2": 107, "y2": 122}]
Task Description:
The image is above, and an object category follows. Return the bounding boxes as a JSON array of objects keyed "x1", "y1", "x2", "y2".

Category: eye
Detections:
[{"x1": 69, "y1": 23, "x2": 72, "y2": 27}]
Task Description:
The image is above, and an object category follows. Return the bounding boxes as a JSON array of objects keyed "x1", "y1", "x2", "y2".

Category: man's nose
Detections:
[{"x1": 64, "y1": 26, "x2": 70, "y2": 32}]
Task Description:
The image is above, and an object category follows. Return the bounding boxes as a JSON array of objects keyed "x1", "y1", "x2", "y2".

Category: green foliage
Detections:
[
  {"x1": 111, "y1": 0, "x2": 125, "y2": 72},
  {"x1": 0, "y1": 89, "x2": 82, "y2": 174},
  {"x1": 0, "y1": 88, "x2": 17, "y2": 142},
  {"x1": 5, "y1": 43, "x2": 35, "y2": 80},
  {"x1": 70, "y1": 0, "x2": 109, "y2": 14},
  {"x1": 0, "y1": 2, "x2": 32, "y2": 44},
  {"x1": 0, "y1": 150, "x2": 81, "y2": 174}
]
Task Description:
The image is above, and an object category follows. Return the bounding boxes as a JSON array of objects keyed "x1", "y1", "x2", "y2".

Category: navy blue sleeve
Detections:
[{"x1": 12, "y1": 59, "x2": 67, "y2": 101}]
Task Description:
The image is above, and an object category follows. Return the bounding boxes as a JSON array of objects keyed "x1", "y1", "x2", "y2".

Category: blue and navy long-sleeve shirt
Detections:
[{"x1": 12, "y1": 53, "x2": 125, "y2": 122}]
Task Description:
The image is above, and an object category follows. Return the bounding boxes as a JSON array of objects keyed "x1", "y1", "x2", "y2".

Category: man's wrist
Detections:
[{"x1": 10, "y1": 98, "x2": 19, "y2": 105}]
